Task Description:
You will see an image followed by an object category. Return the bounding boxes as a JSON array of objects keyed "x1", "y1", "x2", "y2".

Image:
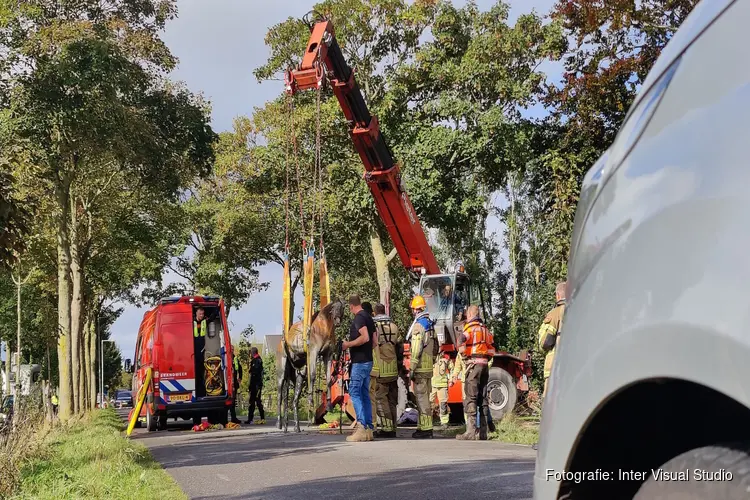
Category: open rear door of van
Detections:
[{"x1": 157, "y1": 304, "x2": 198, "y2": 404}]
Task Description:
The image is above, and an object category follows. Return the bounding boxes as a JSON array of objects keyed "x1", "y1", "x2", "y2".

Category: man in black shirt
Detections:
[
  {"x1": 246, "y1": 347, "x2": 266, "y2": 424},
  {"x1": 342, "y1": 294, "x2": 376, "y2": 442}
]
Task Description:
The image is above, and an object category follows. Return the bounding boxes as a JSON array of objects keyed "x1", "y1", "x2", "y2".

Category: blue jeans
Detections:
[{"x1": 349, "y1": 361, "x2": 374, "y2": 430}]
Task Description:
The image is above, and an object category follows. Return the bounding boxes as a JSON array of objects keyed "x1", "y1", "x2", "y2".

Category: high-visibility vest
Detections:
[
  {"x1": 374, "y1": 316, "x2": 400, "y2": 379},
  {"x1": 462, "y1": 319, "x2": 495, "y2": 358},
  {"x1": 194, "y1": 319, "x2": 207, "y2": 338},
  {"x1": 408, "y1": 313, "x2": 435, "y2": 375},
  {"x1": 431, "y1": 356, "x2": 451, "y2": 388}
]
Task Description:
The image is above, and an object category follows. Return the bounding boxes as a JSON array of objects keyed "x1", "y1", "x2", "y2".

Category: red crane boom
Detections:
[{"x1": 285, "y1": 16, "x2": 441, "y2": 277}]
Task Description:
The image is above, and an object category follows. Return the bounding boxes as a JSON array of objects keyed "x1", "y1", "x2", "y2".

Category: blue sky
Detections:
[{"x1": 110, "y1": 0, "x2": 558, "y2": 362}]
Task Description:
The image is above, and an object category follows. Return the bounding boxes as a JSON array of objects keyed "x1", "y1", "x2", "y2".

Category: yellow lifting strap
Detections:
[
  {"x1": 282, "y1": 252, "x2": 292, "y2": 336},
  {"x1": 126, "y1": 367, "x2": 152, "y2": 437},
  {"x1": 319, "y1": 251, "x2": 330, "y2": 309},
  {"x1": 302, "y1": 246, "x2": 315, "y2": 354}
]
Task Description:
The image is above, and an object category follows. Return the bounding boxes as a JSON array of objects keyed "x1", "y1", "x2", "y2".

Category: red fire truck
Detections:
[{"x1": 126, "y1": 294, "x2": 237, "y2": 431}]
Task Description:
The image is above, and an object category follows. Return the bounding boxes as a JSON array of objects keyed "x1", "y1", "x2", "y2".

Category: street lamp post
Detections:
[{"x1": 100, "y1": 339, "x2": 115, "y2": 408}]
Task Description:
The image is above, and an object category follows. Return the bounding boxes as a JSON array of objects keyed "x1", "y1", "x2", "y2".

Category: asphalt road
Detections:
[{"x1": 118, "y1": 409, "x2": 536, "y2": 500}]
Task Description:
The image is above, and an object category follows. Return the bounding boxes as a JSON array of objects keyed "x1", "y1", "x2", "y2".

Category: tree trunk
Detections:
[
  {"x1": 43, "y1": 380, "x2": 53, "y2": 422},
  {"x1": 70, "y1": 192, "x2": 83, "y2": 414},
  {"x1": 14, "y1": 264, "x2": 22, "y2": 398},
  {"x1": 507, "y1": 175, "x2": 520, "y2": 332},
  {"x1": 82, "y1": 315, "x2": 91, "y2": 411},
  {"x1": 369, "y1": 229, "x2": 397, "y2": 315},
  {"x1": 56, "y1": 174, "x2": 74, "y2": 421},
  {"x1": 89, "y1": 316, "x2": 97, "y2": 411}
]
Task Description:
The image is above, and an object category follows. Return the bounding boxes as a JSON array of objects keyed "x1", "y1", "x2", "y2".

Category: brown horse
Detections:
[{"x1": 276, "y1": 298, "x2": 344, "y2": 432}]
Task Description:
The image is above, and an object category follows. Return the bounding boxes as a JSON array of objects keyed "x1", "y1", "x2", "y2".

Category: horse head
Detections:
[{"x1": 330, "y1": 298, "x2": 344, "y2": 327}]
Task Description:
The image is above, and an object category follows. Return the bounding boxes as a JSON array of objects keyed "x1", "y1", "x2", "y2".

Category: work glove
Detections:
[{"x1": 408, "y1": 369, "x2": 415, "y2": 382}]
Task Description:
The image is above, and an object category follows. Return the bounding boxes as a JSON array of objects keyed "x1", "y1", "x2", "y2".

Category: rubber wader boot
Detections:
[
  {"x1": 347, "y1": 424, "x2": 369, "y2": 442},
  {"x1": 486, "y1": 407, "x2": 496, "y2": 433},
  {"x1": 456, "y1": 417, "x2": 478, "y2": 440},
  {"x1": 478, "y1": 413, "x2": 488, "y2": 441},
  {"x1": 374, "y1": 430, "x2": 397, "y2": 438},
  {"x1": 412, "y1": 429, "x2": 433, "y2": 439}
]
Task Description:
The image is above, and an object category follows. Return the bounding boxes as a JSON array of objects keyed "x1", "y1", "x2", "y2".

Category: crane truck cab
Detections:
[
  {"x1": 127, "y1": 294, "x2": 236, "y2": 431},
  {"x1": 418, "y1": 267, "x2": 533, "y2": 422}
]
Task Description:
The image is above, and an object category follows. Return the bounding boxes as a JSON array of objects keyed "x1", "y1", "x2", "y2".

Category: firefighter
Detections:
[
  {"x1": 229, "y1": 347, "x2": 243, "y2": 425},
  {"x1": 51, "y1": 392, "x2": 59, "y2": 415},
  {"x1": 430, "y1": 352, "x2": 452, "y2": 430},
  {"x1": 372, "y1": 303, "x2": 402, "y2": 438},
  {"x1": 407, "y1": 295, "x2": 436, "y2": 439},
  {"x1": 538, "y1": 282, "x2": 566, "y2": 399},
  {"x1": 451, "y1": 336, "x2": 496, "y2": 433},
  {"x1": 456, "y1": 304, "x2": 495, "y2": 441},
  {"x1": 450, "y1": 352, "x2": 468, "y2": 424},
  {"x1": 246, "y1": 347, "x2": 266, "y2": 424},
  {"x1": 362, "y1": 302, "x2": 379, "y2": 430},
  {"x1": 193, "y1": 307, "x2": 207, "y2": 407}
]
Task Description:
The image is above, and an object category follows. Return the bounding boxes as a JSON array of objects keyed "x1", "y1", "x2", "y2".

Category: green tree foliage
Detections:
[
  {"x1": 0, "y1": 0, "x2": 216, "y2": 419},
  {"x1": 0, "y1": 0, "x2": 701, "y2": 413}
]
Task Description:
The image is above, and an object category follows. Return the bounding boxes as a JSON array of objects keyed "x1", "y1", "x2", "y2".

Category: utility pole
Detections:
[{"x1": 11, "y1": 257, "x2": 32, "y2": 398}]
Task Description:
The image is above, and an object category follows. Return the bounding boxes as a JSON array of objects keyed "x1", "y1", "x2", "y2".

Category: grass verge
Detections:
[
  {"x1": 13, "y1": 409, "x2": 186, "y2": 500},
  {"x1": 442, "y1": 414, "x2": 539, "y2": 444}
]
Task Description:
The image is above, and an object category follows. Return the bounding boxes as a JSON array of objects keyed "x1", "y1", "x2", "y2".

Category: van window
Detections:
[{"x1": 134, "y1": 336, "x2": 143, "y2": 368}]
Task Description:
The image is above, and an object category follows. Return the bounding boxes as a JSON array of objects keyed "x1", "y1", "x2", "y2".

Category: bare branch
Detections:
[{"x1": 167, "y1": 263, "x2": 194, "y2": 283}]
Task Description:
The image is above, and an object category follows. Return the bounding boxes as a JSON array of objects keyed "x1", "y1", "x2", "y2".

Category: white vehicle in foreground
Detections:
[{"x1": 534, "y1": 0, "x2": 750, "y2": 499}]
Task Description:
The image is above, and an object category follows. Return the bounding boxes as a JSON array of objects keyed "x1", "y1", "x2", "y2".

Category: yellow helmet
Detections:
[{"x1": 410, "y1": 295, "x2": 426, "y2": 309}]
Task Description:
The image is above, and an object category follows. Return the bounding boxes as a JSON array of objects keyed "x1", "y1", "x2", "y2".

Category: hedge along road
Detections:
[{"x1": 119, "y1": 410, "x2": 536, "y2": 500}]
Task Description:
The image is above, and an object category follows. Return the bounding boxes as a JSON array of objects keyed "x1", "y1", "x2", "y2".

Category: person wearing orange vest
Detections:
[{"x1": 456, "y1": 304, "x2": 495, "y2": 441}]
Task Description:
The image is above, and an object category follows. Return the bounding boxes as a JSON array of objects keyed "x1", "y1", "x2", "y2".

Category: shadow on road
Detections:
[
  {"x1": 147, "y1": 434, "x2": 342, "y2": 469},
  {"x1": 189, "y1": 458, "x2": 534, "y2": 500}
]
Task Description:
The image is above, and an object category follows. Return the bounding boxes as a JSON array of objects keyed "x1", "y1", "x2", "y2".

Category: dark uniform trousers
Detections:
[{"x1": 463, "y1": 361, "x2": 489, "y2": 428}]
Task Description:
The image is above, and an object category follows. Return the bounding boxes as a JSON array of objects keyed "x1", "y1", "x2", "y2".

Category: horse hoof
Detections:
[{"x1": 294, "y1": 427, "x2": 301, "y2": 433}]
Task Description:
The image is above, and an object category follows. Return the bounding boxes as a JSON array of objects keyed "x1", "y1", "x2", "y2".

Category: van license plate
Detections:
[{"x1": 169, "y1": 393, "x2": 191, "y2": 402}]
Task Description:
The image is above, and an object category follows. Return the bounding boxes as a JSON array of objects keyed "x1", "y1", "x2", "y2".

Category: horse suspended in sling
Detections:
[{"x1": 276, "y1": 298, "x2": 344, "y2": 433}]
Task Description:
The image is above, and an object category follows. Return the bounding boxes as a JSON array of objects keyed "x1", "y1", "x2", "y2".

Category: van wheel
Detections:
[
  {"x1": 146, "y1": 406, "x2": 157, "y2": 432},
  {"x1": 487, "y1": 367, "x2": 517, "y2": 421},
  {"x1": 158, "y1": 413, "x2": 168, "y2": 431},
  {"x1": 635, "y1": 442, "x2": 750, "y2": 499}
]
